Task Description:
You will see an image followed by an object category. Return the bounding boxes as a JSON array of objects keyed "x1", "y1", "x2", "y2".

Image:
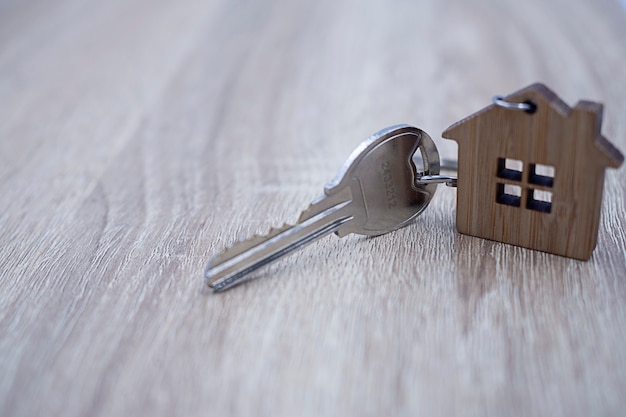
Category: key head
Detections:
[{"x1": 325, "y1": 125, "x2": 440, "y2": 237}]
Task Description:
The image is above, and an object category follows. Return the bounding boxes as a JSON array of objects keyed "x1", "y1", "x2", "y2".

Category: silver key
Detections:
[{"x1": 205, "y1": 125, "x2": 440, "y2": 291}]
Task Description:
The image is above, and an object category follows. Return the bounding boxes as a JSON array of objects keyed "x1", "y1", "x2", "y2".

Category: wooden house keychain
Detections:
[{"x1": 205, "y1": 83, "x2": 624, "y2": 291}]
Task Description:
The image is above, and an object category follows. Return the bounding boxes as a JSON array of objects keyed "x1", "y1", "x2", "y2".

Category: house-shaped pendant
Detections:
[{"x1": 442, "y1": 83, "x2": 624, "y2": 260}]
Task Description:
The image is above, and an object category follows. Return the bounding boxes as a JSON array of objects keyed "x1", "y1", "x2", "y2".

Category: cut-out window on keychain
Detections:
[
  {"x1": 497, "y1": 157, "x2": 523, "y2": 181},
  {"x1": 496, "y1": 183, "x2": 522, "y2": 207},
  {"x1": 529, "y1": 163, "x2": 555, "y2": 187},
  {"x1": 527, "y1": 189, "x2": 553, "y2": 213}
]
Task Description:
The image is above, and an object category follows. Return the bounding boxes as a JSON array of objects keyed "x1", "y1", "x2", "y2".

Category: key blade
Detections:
[
  {"x1": 209, "y1": 223, "x2": 292, "y2": 267},
  {"x1": 205, "y1": 200, "x2": 352, "y2": 291}
]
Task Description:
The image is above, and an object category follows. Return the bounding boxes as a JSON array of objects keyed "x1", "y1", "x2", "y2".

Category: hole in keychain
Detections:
[
  {"x1": 496, "y1": 183, "x2": 522, "y2": 207},
  {"x1": 527, "y1": 189, "x2": 552, "y2": 213},
  {"x1": 529, "y1": 163, "x2": 555, "y2": 187},
  {"x1": 497, "y1": 158, "x2": 523, "y2": 181}
]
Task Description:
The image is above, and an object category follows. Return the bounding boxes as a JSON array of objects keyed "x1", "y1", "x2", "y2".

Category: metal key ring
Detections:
[{"x1": 492, "y1": 96, "x2": 537, "y2": 113}]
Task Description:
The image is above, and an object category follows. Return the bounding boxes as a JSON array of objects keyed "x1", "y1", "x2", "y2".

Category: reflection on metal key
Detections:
[{"x1": 205, "y1": 125, "x2": 441, "y2": 291}]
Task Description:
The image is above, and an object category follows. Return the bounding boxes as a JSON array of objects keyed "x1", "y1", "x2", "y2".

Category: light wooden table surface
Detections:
[{"x1": 2, "y1": 0, "x2": 626, "y2": 416}]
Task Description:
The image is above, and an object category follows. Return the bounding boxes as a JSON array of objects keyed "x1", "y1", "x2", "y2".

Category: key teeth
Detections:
[
  {"x1": 210, "y1": 222, "x2": 294, "y2": 266},
  {"x1": 297, "y1": 203, "x2": 316, "y2": 222}
]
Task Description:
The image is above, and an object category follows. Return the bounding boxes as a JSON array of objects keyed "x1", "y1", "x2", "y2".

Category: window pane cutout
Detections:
[
  {"x1": 497, "y1": 157, "x2": 523, "y2": 181},
  {"x1": 506, "y1": 159, "x2": 523, "y2": 172},
  {"x1": 527, "y1": 189, "x2": 552, "y2": 213},
  {"x1": 504, "y1": 184, "x2": 521, "y2": 197},
  {"x1": 529, "y1": 163, "x2": 555, "y2": 187},
  {"x1": 496, "y1": 183, "x2": 521, "y2": 207}
]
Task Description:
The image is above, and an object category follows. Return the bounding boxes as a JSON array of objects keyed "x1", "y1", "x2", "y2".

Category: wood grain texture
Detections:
[{"x1": 1, "y1": 0, "x2": 625, "y2": 416}]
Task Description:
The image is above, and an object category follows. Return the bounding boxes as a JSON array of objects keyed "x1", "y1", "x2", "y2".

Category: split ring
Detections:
[{"x1": 492, "y1": 96, "x2": 537, "y2": 113}]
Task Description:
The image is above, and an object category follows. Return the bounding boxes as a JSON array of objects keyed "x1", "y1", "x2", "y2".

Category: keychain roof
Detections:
[{"x1": 442, "y1": 83, "x2": 624, "y2": 260}]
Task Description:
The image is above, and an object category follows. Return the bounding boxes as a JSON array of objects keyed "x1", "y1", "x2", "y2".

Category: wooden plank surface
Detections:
[{"x1": 1, "y1": 0, "x2": 625, "y2": 416}]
